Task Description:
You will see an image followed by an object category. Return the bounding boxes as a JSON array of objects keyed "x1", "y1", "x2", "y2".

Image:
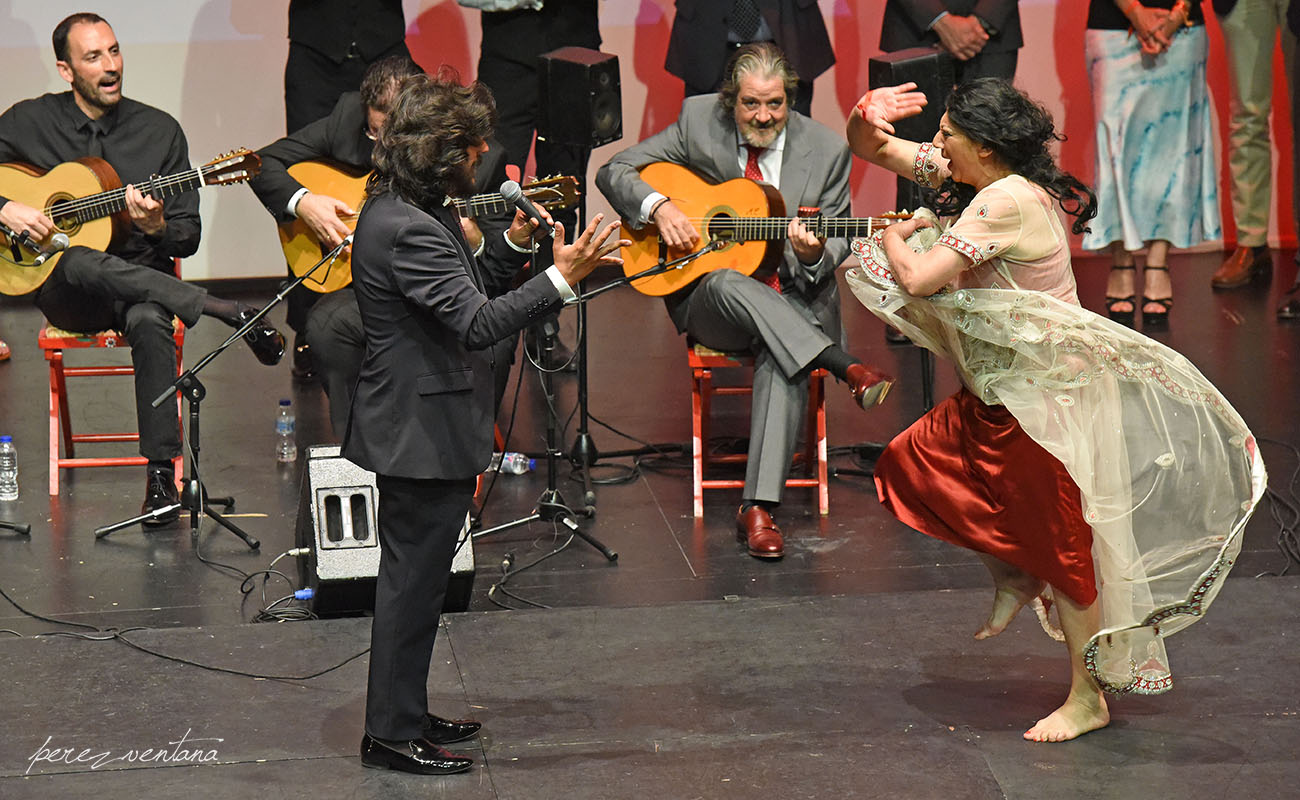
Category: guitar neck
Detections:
[
  {"x1": 721, "y1": 217, "x2": 895, "y2": 241},
  {"x1": 452, "y1": 192, "x2": 511, "y2": 219},
  {"x1": 48, "y1": 165, "x2": 211, "y2": 224}
]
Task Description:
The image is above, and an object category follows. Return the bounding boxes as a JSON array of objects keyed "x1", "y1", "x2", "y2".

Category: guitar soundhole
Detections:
[
  {"x1": 47, "y1": 193, "x2": 82, "y2": 237},
  {"x1": 704, "y1": 214, "x2": 738, "y2": 247}
]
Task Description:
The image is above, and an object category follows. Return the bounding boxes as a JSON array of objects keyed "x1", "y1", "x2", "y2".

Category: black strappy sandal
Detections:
[
  {"x1": 1141, "y1": 264, "x2": 1173, "y2": 327},
  {"x1": 1105, "y1": 264, "x2": 1137, "y2": 326}
]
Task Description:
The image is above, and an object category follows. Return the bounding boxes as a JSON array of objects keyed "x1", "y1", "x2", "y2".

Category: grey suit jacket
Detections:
[
  {"x1": 594, "y1": 94, "x2": 852, "y2": 342},
  {"x1": 341, "y1": 191, "x2": 556, "y2": 479}
]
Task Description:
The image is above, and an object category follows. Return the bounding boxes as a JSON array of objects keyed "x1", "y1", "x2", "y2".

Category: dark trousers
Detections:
[
  {"x1": 365, "y1": 473, "x2": 476, "y2": 740},
  {"x1": 35, "y1": 248, "x2": 206, "y2": 461},
  {"x1": 283, "y1": 40, "x2": 411, "y2": 134}
]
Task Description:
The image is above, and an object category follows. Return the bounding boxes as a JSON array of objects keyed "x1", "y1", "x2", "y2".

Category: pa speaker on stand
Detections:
[{"x1": 295, "y1": 445, "x2": 475, "y2": 616}]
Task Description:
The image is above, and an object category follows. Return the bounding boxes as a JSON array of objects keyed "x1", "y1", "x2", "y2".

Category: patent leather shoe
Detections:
[
  {"x1": 141, "y1": 467, "x2": 180, "y2": 528},
  {"x1": 846, "y1": 362, "x2": 894, "y2": 409},
  {"x1": 236, "y1": 306, "x2": 286, "y2": 366},
  {"x1": 735, "y1": 504, "x2": 783, "y2": 559},
  {"x1": 1211, "y1": 246, "x2": 1270, "y2": 289},
  {"x1": 291, "y1": 334, "x2": 315, "y2": 382},
  {"x1": 359, "y1": 734, "x2": 473, "y2": 775},
  {"x1": 423, "y1": 713, "x2": 481, "y2": 745}
]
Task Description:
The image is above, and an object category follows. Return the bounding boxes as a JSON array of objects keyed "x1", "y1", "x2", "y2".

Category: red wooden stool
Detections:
[{"x1": 688, "y1": 343, "x2": 829, "y2": 517}]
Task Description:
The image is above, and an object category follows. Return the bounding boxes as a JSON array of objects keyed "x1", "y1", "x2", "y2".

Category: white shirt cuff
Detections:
[
  {"x1": 503, "y1": 229, "x2": 533, "y2": 254},
  {"x1": 639, "y1": 191, "x2": 667, "y2": 227},
  {"x1": 288, "y1": 187, "x2": 310, "y2": 217},
  {"x1": 544, "y1": 264, "x2": 577, "y2": 304},
  {"x1": 927, "y1": 11, "x2": 950, "y2": 29}
]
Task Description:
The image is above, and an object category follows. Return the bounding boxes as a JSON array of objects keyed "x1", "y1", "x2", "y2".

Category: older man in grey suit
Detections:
[{"x1": 596, "y1": 43, "x2": 892, "y2": 560}]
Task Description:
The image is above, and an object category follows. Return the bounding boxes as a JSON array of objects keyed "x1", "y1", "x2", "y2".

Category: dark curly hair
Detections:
[
  {"x1": 926, "y1": 78, "x2": 1097, "y2": 235},
  {"x1": 366, "y1": 72, "x2": 497, "y2": 210},
  {"x1": 360, "y1": 54, "x2": 424, "y2": 114}
]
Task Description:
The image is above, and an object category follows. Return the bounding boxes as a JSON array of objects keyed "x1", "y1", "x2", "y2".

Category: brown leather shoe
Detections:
[
  {"x1": 1279, "y1": 296, "x2": 1300, "y2": 321},
  {"x1": 735, "y1": 505, "x2": 783, "y2": 559},
  {"x1": 846, "y1": 362, "x2": 894, "y2": 409},
  {"x1": 1211, "y1": 246, "x2": 1270, "y2": 289}
]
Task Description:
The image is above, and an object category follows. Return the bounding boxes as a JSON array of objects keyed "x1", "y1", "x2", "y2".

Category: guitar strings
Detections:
[{"x1": 43, "y1": 166, "x2": 212, "y2": 220}]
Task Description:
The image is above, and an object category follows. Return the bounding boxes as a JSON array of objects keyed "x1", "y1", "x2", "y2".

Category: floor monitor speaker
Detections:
[{"x1": 295, "y1": 445, "x2": 475, "y2": 616}]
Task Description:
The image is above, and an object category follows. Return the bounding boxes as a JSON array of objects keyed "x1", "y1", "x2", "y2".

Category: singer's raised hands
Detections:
[
  {"x1": 552, "y1": 213, "x2": 630, "y2": 287},
  {"x1": 852, "y1": 83, "x2": 928, "y2": 135},
  {"x1": 506, "y1": 205, "x2": 554, "y2": 248}
]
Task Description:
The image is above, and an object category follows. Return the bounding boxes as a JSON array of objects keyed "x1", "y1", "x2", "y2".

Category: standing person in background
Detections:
[
  {"x1": 1208, "y1": 0, "x2": 1296, "y2": 290},
  {"x1": 1276, "y1": 0, "x2": 1300, "y2": 319},
  {"x1": 1086, "y1": 0, "x2": 1219, "y2": 328},
  {"x1": 281, "y1": 0, "x2": 409, "y2": 378},
  {"x1": 879, "y1": 0, "x2": 1023, "y2": 83},
  {"x1": 665, "y1": 0, "x2": 833, "y2": 116}
]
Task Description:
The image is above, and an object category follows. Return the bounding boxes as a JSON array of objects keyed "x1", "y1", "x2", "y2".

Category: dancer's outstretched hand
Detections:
[{"x1": 853, "y1": 83, "x2": 928, "y2": 135}]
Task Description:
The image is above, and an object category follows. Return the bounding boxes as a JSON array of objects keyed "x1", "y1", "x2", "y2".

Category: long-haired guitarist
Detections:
[
  {"x1": 595, "y1": 43, "x2": 894, "y2": 561},
  {"x1": 247, "y1": 55, "x2": 520, "y2": 438},
  {"x1": 0, "y1": 13, "x2": 286, "y2": 523}
]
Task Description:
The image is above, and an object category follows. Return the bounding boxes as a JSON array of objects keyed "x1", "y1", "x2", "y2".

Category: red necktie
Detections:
[{"x1": 744, "y1": 145, "x2": 781, "y2": 293}]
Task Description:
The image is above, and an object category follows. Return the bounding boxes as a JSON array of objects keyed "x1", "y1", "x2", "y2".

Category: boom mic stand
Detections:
[
  {"x1": 565, "y1": 235, "x2": 725, "y2": 506},
  {"x1": 94, "y1": 237, "x2": 353, "y2": 546},
  {"x1": 473, "y1": 234, "x2": 617, "y2": 560}
]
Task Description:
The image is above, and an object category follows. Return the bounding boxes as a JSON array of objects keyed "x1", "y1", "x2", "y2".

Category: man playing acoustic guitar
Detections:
[
  {"x1": 0, "y1": 13, "x2": 285, "y2": 522},
  {"x1": 596, "y1": 42, "x2": 893, "y2": 560},
  {"x1": 248, "y1": 55, "x2": 527, "y2": 438}
]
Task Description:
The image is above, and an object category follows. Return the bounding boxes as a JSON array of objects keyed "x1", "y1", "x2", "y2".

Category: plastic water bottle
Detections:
[
  {"x1": 275, "y1": 399, "x2": 297, "y2": 463},
  {"x1": 489, "y1": 451, "x2": 535, "y2": 475},
  {"x1": 0, "y1": 435, "x2": 17, "y2": 501}
]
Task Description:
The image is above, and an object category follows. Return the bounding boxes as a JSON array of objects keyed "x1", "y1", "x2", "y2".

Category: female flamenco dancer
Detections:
[{"x1": 845, "y1": 79, "x2": 1264, "y2": 742}]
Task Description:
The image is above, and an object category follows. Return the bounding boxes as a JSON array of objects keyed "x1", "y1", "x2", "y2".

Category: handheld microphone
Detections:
[
  {"x1": 32, "y1": 233, "x2": 70, "y2": 266},
  {"x1": 499, "y1": 180, "x2": 555, "y2": 238}
]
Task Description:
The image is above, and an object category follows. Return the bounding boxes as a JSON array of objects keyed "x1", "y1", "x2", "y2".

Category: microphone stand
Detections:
[
  {"x1": 563, "y1": 239, "x2": 724, "y2": 504},
  {"x1": 473, "y1": 236, "x2": 617, "y2": 560},
  {"x1": 94, "y1": 238, "x2": 352, "y2": 546}
]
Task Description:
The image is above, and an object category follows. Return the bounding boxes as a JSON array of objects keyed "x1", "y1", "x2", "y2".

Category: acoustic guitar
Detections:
[
  {"x1": 0, "y1": 149, "x2": 260, "y2": 296},
  {"x1": 278, "y1": 161, "x2": 580, "y2": 293},
  {"x1": 621, "y1": 161, "x2": 906, "y2": 297}
]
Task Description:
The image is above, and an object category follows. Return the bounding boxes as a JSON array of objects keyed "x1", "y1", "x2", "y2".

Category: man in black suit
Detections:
[
  {"x1": 343, "y1": 73, "x2": 625, "y2": 775},
  {"x1": 665, "y1": 0, "x2": 834, "y2": 116},
  {"x1": 879, "y1": 0, "x2": 1023, "y2": 83},
  {"x1": 249, "y1": 56, "x2": 515, "y2": 437},
  {"x1": 283, "y1": 0, "x2": 409, "y2": 134}
]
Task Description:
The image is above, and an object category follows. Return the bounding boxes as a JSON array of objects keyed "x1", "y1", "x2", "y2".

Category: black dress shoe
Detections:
[
  {"x1": 141, "y1": 467, "x2": 180, "y2": 528},
  {"x1": 423, "y1": 713, "x2": 481, "y2": 745},
  {"x1": 236, "y1": 306, "x2": 286, "y2": 366},
  {"x1": 359, "y1": 734, "x2": 473, "y2": 775},
  {"x1": 291, "y1": 334, "x2": 315, "y2": 382}
]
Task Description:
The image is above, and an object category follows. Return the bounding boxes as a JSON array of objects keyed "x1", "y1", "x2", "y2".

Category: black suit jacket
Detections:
[
  {"x1": 287, "y1": 0, "x2": 406, "y2": 62},
  {"x1": 665, "y1": 0, "x2": 835, "y2": 89},
  {"x1": 880, "y1": 0, "x2": 1023, "y2": 55},
  {"x1": 341, "y1": 191, "x2": 556, "y2": 479}
]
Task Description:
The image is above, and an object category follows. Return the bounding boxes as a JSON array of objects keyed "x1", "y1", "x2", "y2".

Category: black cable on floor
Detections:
[{"x1": 1256, "y1": 437, "x2": 1300, "y2": 577}]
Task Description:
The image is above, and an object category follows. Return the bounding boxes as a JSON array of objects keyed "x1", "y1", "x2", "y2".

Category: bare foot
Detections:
[
  {"x1": 1023, "y1": 694, "x2": 1110, "y2": 743},
  {"x1": 974, "y1": 575, "x2": 1045, "y2": 640}
]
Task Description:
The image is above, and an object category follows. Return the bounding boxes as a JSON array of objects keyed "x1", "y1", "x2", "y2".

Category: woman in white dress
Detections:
[{"x1": 844, "y1": 78, "x2": 1264, "y2": 742}]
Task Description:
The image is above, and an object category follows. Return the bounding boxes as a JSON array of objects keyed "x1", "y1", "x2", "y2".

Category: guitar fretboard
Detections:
[
  {"x1": 452, "y1": 194, "x2": 512, "y2": 219},
  {"x1": 47, "y1": 165, "x2": 217, "y2": 224},
  {"x1": 699, "y1": 216, "x2": 896, "y2": 241}
]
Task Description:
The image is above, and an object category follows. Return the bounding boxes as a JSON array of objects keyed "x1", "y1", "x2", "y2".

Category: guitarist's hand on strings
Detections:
[
  {"x1": 0, "y1": 199, "x2": 54, "y2": 245},
  {"x1": 552, "y1": 213, "x2": 630, "y2": 287},
  {"x1": 296, "y1": 192, "x2": 355, "y2": 251},
  {"x1": 124, "y1": 184, "x2": 166, "y2": 237},
  {"x1": 650, "y1": 200, "x2": 699, "y2": 252},
  {"x1": 788, "y1": 217, "x2": 826, "y2": 265}
]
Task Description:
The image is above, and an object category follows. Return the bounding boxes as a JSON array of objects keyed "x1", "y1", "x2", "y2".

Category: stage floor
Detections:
[{"x1": 0, "y1": 249, "x2": 1298, "y2": 797}]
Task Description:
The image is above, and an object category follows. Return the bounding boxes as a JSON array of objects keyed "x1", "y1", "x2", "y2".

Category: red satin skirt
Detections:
[{"x1": 874, "y1": 387, "x2": 1097, "y2": 606}]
